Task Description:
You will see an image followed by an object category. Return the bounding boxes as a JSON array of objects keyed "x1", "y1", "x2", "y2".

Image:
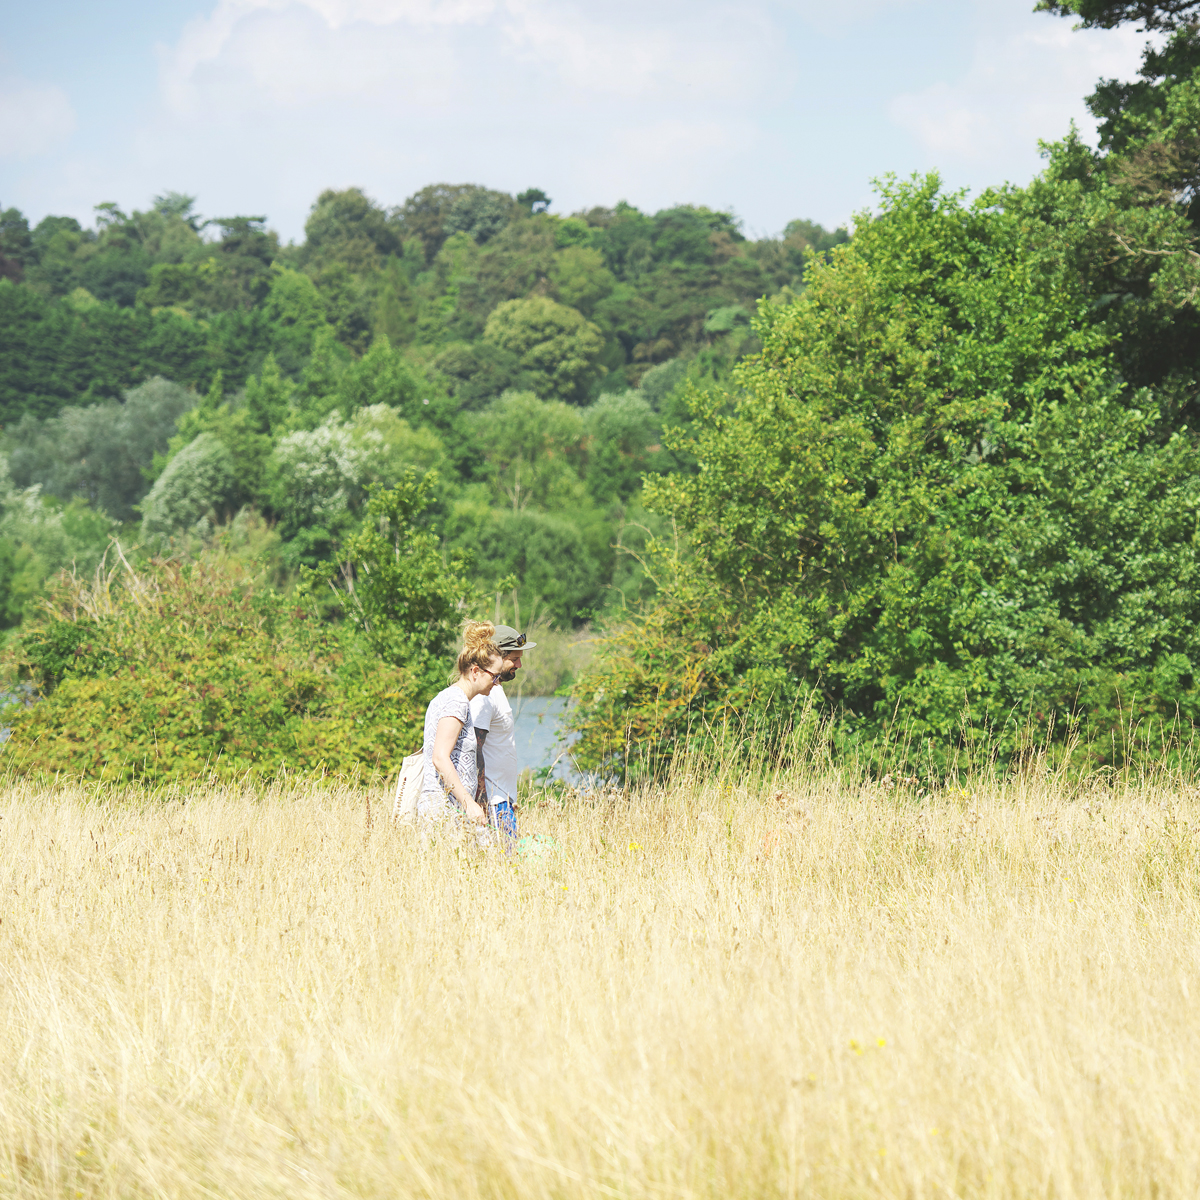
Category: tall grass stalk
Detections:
[{"x1": 2, "y1": 760, "x2": 1199, "y2": 1198}]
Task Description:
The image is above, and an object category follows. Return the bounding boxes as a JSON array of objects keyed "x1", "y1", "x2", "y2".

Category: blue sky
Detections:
[{"x1": 0, "y1": 0, "x2": 1151, "y2": 243}]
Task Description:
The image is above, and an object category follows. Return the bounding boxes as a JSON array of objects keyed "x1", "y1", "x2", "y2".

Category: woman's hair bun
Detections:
[
  {"x1": 462, "y1": 620, "x2": 496, "y2": 653},
  {"x1": 456, "y1": 620, "x2": 501, "y2": 679}
]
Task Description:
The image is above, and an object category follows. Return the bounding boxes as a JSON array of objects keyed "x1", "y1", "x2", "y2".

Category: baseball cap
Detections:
[{"x1": 493, "y1": 624, "x2": 536, "y2": 652}]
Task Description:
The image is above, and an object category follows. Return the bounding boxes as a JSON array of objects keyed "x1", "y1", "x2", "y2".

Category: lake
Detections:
[{"x1": 509, "y1": 694, "x2": 576, "y2": 780}]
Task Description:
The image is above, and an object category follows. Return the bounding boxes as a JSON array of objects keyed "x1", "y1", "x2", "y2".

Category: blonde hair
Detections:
[{"x1": 456, "y1": 621, "x2": 500, "y2": 676}]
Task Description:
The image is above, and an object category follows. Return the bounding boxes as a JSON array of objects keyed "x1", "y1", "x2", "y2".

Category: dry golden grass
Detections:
[{"x1": 2, "y1": 764, "x2": 1199, "y2": 1199}]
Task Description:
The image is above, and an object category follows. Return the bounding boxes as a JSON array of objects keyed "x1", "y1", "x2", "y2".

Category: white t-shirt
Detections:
[{"x1": 469, "y1": 684, "x2": 518, "y2": 804}]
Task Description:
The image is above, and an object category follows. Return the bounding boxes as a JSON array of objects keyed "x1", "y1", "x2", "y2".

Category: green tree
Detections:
[
  {"x1": 4, "y1": 376, "x2": 195, "y2": 520},
  {"x1": 471, "y1": 390, "x2": 588, "y2": 511},
  {"x1": 159, "y1": 372, "x2": 273, "y2": 511},
  {"x1": 583, "y1": 390, "x2": 662, "y2": 506},
  {"x1": 202, "y1": 216, "x2": 278, "y2": 309},
  {"x1": 0, "y1": 207, "x2": 32, "y2": 281},
  {"x1": 301, "y1": 187, "x2": 401, "y2": 273},
  {"x1": 400, "y1": 183, "x2": 512, "y2": 264},
  {"x1": 483, "y1": 296, "x2": 605, "y2": 402},
  {"x1": 549, "y1": 246, "x2": 616, "y2": 317},
  {"x1": 570, "y1": 169, "x2": 1200, "y2": 774},
  {"x1": 140, "y1": 432, "x2": 238, "y2": 539},
  {"x1": 446, "y1": 504, "x2": 603, "y2": 627},
  {"x1": 262, "y1": 266, "x2": 331, "y2": 371},
  {"x1": 266, "y1": 407, "x2": 446, "y2": 567},
  {"x1": 243, "y1": 352, "x2": 294, "y2": 435},
  {"x1": 0, "y1": 281, "x2": 212, "y2": 420},
  {"x1": 331, "y1": 473, "x2": 473, "y2": 685},
  {"x1": 517, "y1": 188, "x2": 551, "y2": 214},
  {"x1": 290, "y1": 325, "x2": 347, "y2": 429},
  {"x1": 445, "y1": 188, "x2": 517, "y2": 244},
  {"x1": 333, "y1": 335, "x2": 424, "y2": 419},
  {"x1": 24, "y1": 216, "x2": 85, "y2": 295}
]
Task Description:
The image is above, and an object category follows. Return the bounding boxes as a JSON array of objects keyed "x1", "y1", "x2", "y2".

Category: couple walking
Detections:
[{"x1": 418, "y1": 620, "x2": 535, "y2": 841}]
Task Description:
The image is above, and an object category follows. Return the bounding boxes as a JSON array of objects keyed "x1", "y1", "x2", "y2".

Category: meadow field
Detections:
[{"x1": 2, "y1": 761, "x2": 1199, "y2": 1199}]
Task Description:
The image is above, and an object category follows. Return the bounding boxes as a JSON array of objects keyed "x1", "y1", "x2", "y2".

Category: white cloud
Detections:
[
  {"x1": 161, "y1": 0, "x2": 499, "y2": 108},
  {"x1": 0, "y1": 80, "x2": 76, "y2": 160},
  {"x1": 889, "y1": 0, "x2": 1150, "y2": 170},
  {"x1": 128, "y1": 0, "x2": 788, "y2": 237},
  {"x1": 158, "y1": 0, "x2": 778, "y2": 116},
  {"x1": 777, "y1": 0, "x2": 921, "y2": 35},
  {"x1": 498, "y1": 0, "x2": 770, "y2": 101},
  {"x1": 890, "y1": 82, "x2": 995, "y2": 159}
]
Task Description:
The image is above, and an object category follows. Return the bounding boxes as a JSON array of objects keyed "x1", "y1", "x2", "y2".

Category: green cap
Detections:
[{"x1": 493, "y1": 624, "x2": 536, "y2": 652}]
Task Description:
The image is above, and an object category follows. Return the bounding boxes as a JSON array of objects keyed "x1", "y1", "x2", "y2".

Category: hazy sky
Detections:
[{"x1": 0, "y1": 0, "x2": 1151, "y2": 243}]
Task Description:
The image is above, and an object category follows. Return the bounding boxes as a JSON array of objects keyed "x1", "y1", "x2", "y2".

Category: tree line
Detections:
[{"x1": 0, "y1": 184, "x2": 847, "y2": 635}]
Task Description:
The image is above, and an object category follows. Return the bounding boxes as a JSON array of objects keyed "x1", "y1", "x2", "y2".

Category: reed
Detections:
[{"x1": 1, "y1": 759, "x2": 1198, "y2": 1198}]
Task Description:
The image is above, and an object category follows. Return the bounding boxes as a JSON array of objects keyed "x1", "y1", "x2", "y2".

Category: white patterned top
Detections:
[{"x1": 420, "y1": 685, "x2": 477, "y2": 802}]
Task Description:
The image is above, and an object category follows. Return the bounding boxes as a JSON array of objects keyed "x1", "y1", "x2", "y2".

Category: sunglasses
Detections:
[
  {"x1": 504, "y1": 633, "x2": 526, "y2": 648},
  {"x1": 474, "y1": 664, "x2": 502, "y2": 682}
]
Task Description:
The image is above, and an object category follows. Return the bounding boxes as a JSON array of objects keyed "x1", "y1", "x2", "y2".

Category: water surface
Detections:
[{"x1": 509, "y1": 694, "x2": 575, "y2": 779}]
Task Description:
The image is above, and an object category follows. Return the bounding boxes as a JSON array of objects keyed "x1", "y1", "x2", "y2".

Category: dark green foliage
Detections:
[
  {"x1": 334, "y1": 336, "x2": 424, "y2": 420},
  {"x1": 0, "y1": 282, "x2": 212, "y2": 420},
  {"x1": 1036, "y1": 0, "x2": 1198, "y2": 29},
  {"x1": 431, "y1": 341, "x2": 524, "y2": 412},
  {"x1": 483, "y1": 297, "x2": 605, "y2": 403},
  {"x1": 445, "y1": 189, "x2": 517, "y2": 245},
  {"x1": 0, "y1": 184, "x2": 836, "y2": 426},
  {"x1": 637, "y1": 359, "x2": 687, "y2": 410},
  {"x1": 76, "y1": 241, "x2": 153, "y2": 307},
  {"x1": 262, "y1": 267, "x2": 334, "y2": 374},
  {"x1": 1085, "y1": 24, "x2": 1200, "y2": 151},
  {"x1": 517, "y1": 189, "x2": 551, "y2": 214},
  {"x1": 329, "y1": 473, "x2": 474, "y2": 688},
  {"x1": 400, "y1": 184, "x2": 516, "y2": 264},
  {"x1": 448, "y1": 504, "x2": 604, "y2": 628},
  {"x1": 570, "y1": 160, "x2": 1200, "y2": 775},
  {"x1": 583, "y1": 391, "x2": 662, "y2": 506},
  {"x1": 782, "y1": 219, "x2": 851, "y2": 256},
  {"x1": 0, "y1": 207, "x2": 32, "y2": 281},
  {"x1": 302, "y1": 188, "x2": 402, "y2": 272}
]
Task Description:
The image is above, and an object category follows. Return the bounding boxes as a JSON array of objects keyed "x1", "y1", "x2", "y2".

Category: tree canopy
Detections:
[{"x1": 566, "y1": 9, "x2": 1200, "y2": 775}]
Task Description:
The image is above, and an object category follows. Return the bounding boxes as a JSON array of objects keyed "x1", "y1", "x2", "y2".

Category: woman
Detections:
[{"x1": 418, "y1": 621, "x2": 506, "y2": 827}]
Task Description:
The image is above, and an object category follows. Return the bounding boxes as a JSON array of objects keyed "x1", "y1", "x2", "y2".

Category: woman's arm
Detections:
[{"x1": 431, "y1": 715, "x2": 486, "y2": 824}]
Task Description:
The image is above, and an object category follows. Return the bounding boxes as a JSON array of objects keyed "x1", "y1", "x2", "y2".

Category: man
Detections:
[{"x1": 470, "y1": 624, "x2": 536, "y2": 842}]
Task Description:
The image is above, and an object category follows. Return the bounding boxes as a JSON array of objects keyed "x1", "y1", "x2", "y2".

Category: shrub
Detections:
[{"x1": 2, "y1": 556, "x2": 423, "y2": 784}]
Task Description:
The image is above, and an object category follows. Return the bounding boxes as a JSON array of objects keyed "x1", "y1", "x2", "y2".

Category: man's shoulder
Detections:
[{"x1": 469, "y1": 688, "x2": 495, "y2": 722}]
